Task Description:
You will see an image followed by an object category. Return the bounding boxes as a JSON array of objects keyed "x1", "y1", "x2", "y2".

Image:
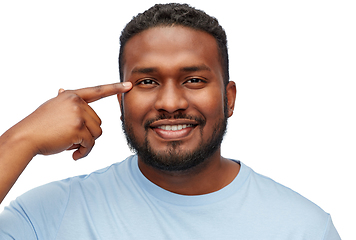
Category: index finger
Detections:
[{"x1": 70, "y1": 82, "x2": 132, "y2": 103}]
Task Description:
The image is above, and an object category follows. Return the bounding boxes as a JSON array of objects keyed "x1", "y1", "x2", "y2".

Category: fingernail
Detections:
[{"x1": 122, "y1": 82, "x2": 132, "y2": 88}]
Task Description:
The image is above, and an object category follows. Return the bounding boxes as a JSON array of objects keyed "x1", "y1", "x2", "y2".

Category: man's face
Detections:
[{"x1": 119, "y1": 26, "x2": 235, "y2": 171}]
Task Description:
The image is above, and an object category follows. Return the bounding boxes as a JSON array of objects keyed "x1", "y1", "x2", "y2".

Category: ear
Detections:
[{"x1": 226, "y1": 81, "x2": 236, "y2": 118}]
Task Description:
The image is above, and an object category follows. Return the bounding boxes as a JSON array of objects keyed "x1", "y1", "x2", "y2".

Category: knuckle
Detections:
[
  {"x1": 72, "y1": 117, "x2": 86, "y2": 130},
  {"x1": 91, "y1": 127, "x2": 102, "y2": 139},
  {"x1": 67, "y1": 93, "x2": 84, "y2": 103},
  {"x1": 90, "y1": 138, "x2": 95, "y2": 147},
  {"x1": 93, "y1": 86, "x2": 104, "y2": 99},
  {"x1": 96, "y1": 128, "x2": 103, "y2": 138},
  {"x1": 70, "y1": 105, "x2": 84, "y2": 117},
  {"x1": 84, "y1": 138, "x2": 95, "y2": 153},
  {"x1": 93, "y1": 85, "x2": 103, "y2": 92}
]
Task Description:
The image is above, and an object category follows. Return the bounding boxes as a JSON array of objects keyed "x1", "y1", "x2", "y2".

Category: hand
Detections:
[{"x1": 18, "y1": 82, "x2": 132, "y2": 160}]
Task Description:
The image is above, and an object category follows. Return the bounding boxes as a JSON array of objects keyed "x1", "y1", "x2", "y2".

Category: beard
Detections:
[{"x1": 121, "y1": 97, "x2": 228, "y2": 172}]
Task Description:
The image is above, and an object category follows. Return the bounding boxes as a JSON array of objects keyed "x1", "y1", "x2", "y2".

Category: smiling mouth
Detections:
[
  {"x1": 152, "y1": 124, "x2": 197, "y2": 140},
  {"x1": 157, "y1": 124, "x2": 194, "y2": 131},
  {"x1": 144, "y1": 114, "x2": 205, "y2": 140},
  {"x1": 148, "y1": 119, "x2": 200, "y2": 140}
]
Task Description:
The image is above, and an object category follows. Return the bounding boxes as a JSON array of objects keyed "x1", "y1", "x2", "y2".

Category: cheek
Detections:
[
  {"x1": 189, "y1": 88, "x2": 225, "y2": 119},
  {"x1": 122, "y1": 91, "x2": 155, "y2": 136}
]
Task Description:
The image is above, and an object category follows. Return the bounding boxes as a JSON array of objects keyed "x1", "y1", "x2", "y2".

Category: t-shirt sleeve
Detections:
[
  {"x1": 0, "y1": 179, "x2": 71, "y2": 240},
  {"x1": 323, "y1": 216, "x2": 341, "y2": 240}
]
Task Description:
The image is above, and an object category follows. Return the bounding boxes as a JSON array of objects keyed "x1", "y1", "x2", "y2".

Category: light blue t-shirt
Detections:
[{"x1": 0, "y1": 155, "x2": 340, "y2": 239}]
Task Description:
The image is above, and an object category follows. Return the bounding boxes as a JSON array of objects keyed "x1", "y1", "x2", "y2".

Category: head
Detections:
[
  {"x1": 118, "y1": 4, "x2": 235, "y2": 172},
  {"x1": 119, "y1": 3, "x2": 229, "y2": 86}
]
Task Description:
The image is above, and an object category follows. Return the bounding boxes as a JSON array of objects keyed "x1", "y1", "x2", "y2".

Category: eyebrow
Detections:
[
  {"x1": 131, "y1": 67, "x2": 158, "y2": 74},
  {"x1": 180, "y1": 64, "x2": 211, "y2": 73},
  {"x1": 131, "y1": 64, "x2": 211, "y2": 75}
]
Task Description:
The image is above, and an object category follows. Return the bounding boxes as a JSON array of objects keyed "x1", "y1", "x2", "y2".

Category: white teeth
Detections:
[{"x1": 158, "y1": 124, "x2": 191, "y2": 131}]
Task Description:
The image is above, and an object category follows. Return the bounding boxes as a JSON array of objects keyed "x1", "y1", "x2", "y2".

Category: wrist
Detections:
[{"x1": 0, "y1": 124, "x2": 38, "y2": 163}]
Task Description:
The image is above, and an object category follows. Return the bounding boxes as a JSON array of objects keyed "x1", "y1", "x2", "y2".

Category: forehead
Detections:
[{"x1": 122, "y1": 26, "x2": 222, "y2": 80}]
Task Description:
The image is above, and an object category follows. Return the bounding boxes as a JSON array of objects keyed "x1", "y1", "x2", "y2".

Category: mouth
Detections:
[
  {"x1": 157, "y1": 124, "x2": 194, "y2": 131},
  {"x1": 148, "y1": 119, "x2": 200, "y2": 140}
]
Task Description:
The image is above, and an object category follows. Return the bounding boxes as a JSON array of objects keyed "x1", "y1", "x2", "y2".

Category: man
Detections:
[{"x1": 0, "y1": 3, "x2": 340, "y2": 239}]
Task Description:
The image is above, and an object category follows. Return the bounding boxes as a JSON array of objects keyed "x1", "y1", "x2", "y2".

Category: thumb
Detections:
[{"x1": 58, "y1": 88, "x2": 65, "y2": 95}]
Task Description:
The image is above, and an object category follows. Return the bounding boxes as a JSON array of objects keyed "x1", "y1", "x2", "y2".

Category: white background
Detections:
[{"x1": 0, "y1": 0, "x2": 355, "y2": 238}]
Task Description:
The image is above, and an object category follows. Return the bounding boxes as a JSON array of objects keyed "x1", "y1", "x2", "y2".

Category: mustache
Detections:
[{"x1": 144, "y1": 113, "x2": 206, "y2": 130}]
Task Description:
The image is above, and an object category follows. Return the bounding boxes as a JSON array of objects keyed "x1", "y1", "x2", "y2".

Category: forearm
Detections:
[
  {"x1": 0, "y1": 125, "x2": 36, "y2": 203},
  {"x1": 0, "y1": 82, "x2": 131, "y2": 204}
]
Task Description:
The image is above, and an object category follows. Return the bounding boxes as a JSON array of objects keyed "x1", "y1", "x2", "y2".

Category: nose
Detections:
[{"x1": 154, "y1": 81, "x2": 189, "y2": 113}]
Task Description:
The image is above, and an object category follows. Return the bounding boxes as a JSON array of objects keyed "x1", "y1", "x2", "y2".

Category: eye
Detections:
[
  {"x1": 184, "y1": 78, "x2": 207, "y2": 89},
  {"x1": 186, "y1": 78, "x2": 203, "y2": 83},
  {"x1": 139, "y1": 79, "x2": 156, "y2": 85},
  {"x1": 136, "y1": 79, "x2": 158, "y2": 88}
]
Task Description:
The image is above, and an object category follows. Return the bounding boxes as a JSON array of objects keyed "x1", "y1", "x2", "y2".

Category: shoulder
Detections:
[
  {"x1": 18, "y1": 155, "x2": 134, "y2": 204},
  {"x1": 242, "y1": 162, "x2": 322, "y2": 206},
  {"x1": 239, "y1": 162, "x2": 331, "y2": 234},
  {"x1": 1, "y1": 156, "x2": 135, "y2": 238},
  {"x1": 0, "y1": 178, "x2": 72, "y2": 239}
]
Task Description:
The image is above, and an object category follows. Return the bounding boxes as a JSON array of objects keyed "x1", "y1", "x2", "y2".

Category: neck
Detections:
[{"x1": 137, "y1": 150, "x2": 240, "y2": 195}]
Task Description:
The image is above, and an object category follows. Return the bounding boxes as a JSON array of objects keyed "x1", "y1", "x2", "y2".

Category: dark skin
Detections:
[
  {"x1": 118, "y1": 26, "x2": 239, "y2": 195},
  {"x1": 0, "y1": 26, "x2": 238, "y2": 203},
  {"x1": 0, "y1": 83, "x2": 132, "y2": 203}
]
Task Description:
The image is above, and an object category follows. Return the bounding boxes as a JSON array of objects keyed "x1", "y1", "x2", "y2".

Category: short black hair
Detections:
[{"x1": 119, "y1": 3, "x2": 229, "y2": 86}]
